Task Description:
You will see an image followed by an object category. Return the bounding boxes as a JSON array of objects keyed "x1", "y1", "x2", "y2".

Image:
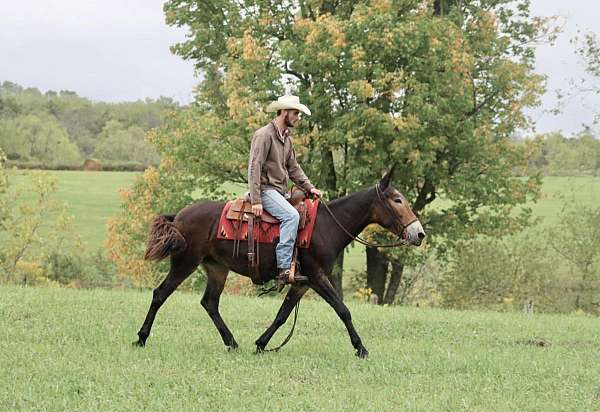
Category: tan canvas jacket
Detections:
[{"x1": 248, "y1": 122, "x2": 314, "y2": 205}]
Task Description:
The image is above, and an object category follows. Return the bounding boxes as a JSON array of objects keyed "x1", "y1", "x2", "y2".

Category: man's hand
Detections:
[
  {"x1": 251, "y1": 203, "x2": 263, "y2": 217},
  {"x1": 309, "y1": 188, "x2": 322, "y2": 199}
]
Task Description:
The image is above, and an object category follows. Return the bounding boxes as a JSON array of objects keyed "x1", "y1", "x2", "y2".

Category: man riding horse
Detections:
[
  {"x1": 248, "y1": 95, "x2": 322, "y2": 286},
  {"x1": 137, "y1": 97, "x2": 427, "y2": 357}
]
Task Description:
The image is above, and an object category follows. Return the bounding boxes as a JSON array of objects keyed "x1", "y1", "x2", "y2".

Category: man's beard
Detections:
[{"x1": 285, "y1": 113, "x2": 294, "y2": 128}]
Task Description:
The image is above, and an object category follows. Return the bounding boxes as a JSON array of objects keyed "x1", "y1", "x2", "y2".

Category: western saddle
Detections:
[{"x1": 225, "y1": 189, "x2": 308, "y2": 285}]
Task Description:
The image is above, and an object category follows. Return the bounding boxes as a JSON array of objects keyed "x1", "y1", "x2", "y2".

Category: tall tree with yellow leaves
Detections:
[{"x1": 109, "y1": 0, "x2": 550, "y2": 297}]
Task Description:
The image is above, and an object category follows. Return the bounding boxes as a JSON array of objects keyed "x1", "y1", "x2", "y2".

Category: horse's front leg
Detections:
[
  {"x1": 255, "y1": 284, "x2": 308, "y2": 353},
  {"x1": 310, "y1": 274, "x2": 368, "y2": 358}
]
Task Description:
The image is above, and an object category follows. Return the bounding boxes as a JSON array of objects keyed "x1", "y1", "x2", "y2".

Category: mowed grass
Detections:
[{"x1": 1, "y1": 285, "x2": 599, "y2": 410}]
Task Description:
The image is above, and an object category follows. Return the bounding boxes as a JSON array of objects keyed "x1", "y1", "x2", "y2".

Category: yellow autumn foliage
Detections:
[
  {"x1": 348, "y1": 80, "x2": 375, "y2": 100},
  {"x1": 105, "y1": 166, "x2": 167, "y2": 288}
]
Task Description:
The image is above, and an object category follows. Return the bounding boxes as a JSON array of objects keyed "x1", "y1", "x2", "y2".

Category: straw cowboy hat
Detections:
[{"x1": 266, "y1": 95, "x2": 311, "y2": 116}]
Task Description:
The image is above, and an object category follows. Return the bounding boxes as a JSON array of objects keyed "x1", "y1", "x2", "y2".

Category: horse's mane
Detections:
[{"x1": 326, "y1": 185, "x2": 375, "y2": 208}]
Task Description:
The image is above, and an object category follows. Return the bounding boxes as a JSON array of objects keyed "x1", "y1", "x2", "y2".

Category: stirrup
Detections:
[{"x1": 277, "y1": 269, "x2": 308, "y2": 285}]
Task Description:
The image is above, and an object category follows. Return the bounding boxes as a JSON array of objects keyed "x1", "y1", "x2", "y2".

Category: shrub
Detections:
[
  {"x1": 437, "y1": 231, "x2": 557, "y2": 312},
  {"x1": 547, "y1": 205, "x2": 600, "y2": 313},
  {"x1": 43, "y1": 249, "x2": 117, "y2": 289},
  {"x1": 0, "y1": 150, "x2": 86, "y2": 286}
]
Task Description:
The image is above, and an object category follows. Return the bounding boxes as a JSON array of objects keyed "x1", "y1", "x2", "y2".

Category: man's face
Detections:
[{"x1": 284, "y1": 110, "x2": 301, "y2": 128}]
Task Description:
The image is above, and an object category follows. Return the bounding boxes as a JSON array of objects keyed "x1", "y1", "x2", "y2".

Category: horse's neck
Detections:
[{"x1": 324, "y1": 188, "x2": 375, "y2": 253}]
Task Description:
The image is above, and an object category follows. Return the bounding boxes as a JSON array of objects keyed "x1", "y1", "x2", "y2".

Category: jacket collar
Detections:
[{"x1": 270, "y1": 121, "x2": 289, "y2": 143}]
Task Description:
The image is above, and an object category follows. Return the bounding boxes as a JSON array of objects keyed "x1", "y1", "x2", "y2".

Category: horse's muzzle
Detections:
[{"x1": 404, "y1": 221, "x2": 426, "y2": 246}]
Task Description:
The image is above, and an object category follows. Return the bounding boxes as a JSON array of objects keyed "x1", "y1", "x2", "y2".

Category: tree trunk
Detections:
[
  {"x1": 319, "y1": 148, "x2": 337, "y2": 194},
  {"x1": 330, "y1": 252, "x2": 344, "y2": 300},
  {"x1": 434, "y1": 0, "x2": 445, "y2": 15},
  {"x1": 383, "y1": 261, "x2": 404, "y2": 305},
  {"x1": 366, "y1": 246, "x2": 388, "y2": 304}
]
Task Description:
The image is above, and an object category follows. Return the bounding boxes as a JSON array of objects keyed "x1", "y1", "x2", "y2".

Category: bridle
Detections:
[
  {"x1": 320, "y1": 184, "x2": 417, "y2": 248},
  {"x1": 375, "y1": 183, "x2": 419, "y2": 235}
]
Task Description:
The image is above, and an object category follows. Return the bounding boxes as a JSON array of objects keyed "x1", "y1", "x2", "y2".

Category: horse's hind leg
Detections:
[
  {"x1": 135, "y1": 253, "x2": 199, "y2": 347},
  {"x1": 254, "y1": 284, "x2": 308, "y2": 353},
  {"x1": 200, "y1": 262, "x2": 238, "y2": 350}
]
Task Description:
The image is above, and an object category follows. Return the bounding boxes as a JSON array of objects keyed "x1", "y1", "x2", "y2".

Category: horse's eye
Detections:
[{"x1": 393, "y1": 198, "x2": 402, "y2": 204}]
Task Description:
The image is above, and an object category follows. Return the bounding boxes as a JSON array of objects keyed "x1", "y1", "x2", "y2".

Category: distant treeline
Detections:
[
  {"x1": 0, "y1": 81, "x2": 180, "y2": 170},
  {"x1": 1, "y1": 80, "x2": 599, "y2": 175},
  {"x1": 528, "y1": 131, "x2": 600, "y2": 176}
]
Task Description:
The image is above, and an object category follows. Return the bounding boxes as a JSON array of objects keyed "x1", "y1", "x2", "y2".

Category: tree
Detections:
[
  {"x1": 0, "y1": 81, "x2": 24, "y2": 96},
  {"x1": 559, "y1": 30, "x2": 600, "y2": 126},
  {"x1": 0, "y1": 114, "x2": 81, "y2": 166},
  {"x1": 108, "y1": 0, "x2": 547, "y2": 294},
  {"x1": 0, "y1": 149, "x2": 77, "y2": 285},
  {"x1": 0, "y1": 81, "x2": 179, "y2": 164},
  {"x1": 528, "y1": 131, "x2": 600, "y2": 176},
  {"x1": 106, "y1": 165, "x2": 192, "y2": 287},
  {"x1": 106, "y1": 98, "x2": 178, "y2": 131},
  {"x1": 94, "y1": 120, "x2": 159, "y2": 166},
  {"x1": 47, "y1": 95, "x2": 108, "y2": 157},
  {"x1": 0, "y1": 95, "x2": 21, "y2": 118}
]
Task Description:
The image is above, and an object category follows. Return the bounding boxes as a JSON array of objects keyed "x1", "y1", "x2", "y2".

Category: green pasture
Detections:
[
  {"x1": 11, "y1": 170, "x2": 138, "y2": 250},
  {"x1": 10, "y1": 171, "x2": 600, "y2": 272},
  {"x1": 1, "y1": 285, "x2": 599, "y2": 410},
  {"x1": 528, "y1": 176, "x2": 600, "y2": 225}
]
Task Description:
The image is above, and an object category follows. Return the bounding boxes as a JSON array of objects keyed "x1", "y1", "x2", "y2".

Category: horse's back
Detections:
[{"x1": 173, "y1": 201, "x2": 226, "y2": 245}]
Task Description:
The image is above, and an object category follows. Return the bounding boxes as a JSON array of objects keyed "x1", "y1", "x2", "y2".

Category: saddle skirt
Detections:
[{"x1": 216, "y1": 198, "x2": 320, "y2": 248}]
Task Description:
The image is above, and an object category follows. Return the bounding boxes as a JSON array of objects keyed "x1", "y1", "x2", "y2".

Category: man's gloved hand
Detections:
[{"x1": 251, "y1": 203, "x2": 263, "y2": 217}]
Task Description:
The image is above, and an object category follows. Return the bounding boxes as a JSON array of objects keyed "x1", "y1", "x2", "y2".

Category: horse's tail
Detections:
[{"x1": 143, "y1": 214, "x2": 187, "y2": 261}]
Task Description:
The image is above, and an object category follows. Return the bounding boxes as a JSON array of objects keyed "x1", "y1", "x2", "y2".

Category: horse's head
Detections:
[{"x1": 372, "y1": 167, "x2": 426, "y2": 246}]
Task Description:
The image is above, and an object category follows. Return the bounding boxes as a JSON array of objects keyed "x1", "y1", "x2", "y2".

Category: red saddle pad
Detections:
[{"x1": 216, "y1": 199, "x2": 320, "y2": 248}]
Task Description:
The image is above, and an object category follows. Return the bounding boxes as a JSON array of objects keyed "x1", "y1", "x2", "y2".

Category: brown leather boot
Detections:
[{"x1": 277, "y1": 268, "x2": 308, "y2": 285}]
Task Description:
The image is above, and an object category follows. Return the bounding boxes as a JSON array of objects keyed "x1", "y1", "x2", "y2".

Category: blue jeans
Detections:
[{"x1": 261, "y1": 189, "x2": 299, "y2": 269}]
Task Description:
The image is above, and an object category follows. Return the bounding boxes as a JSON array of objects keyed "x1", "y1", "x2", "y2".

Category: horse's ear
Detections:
[{"x1": 379, "y1": 166, "x2": 395, "y2": 191}]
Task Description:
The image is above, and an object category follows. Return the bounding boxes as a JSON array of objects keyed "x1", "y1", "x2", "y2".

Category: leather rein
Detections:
[{"x1": 320, "y1": 184, "x2": 415, "y2": 248}]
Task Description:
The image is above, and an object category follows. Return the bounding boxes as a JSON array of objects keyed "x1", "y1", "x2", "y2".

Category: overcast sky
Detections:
[
  {"x1": 0, "y1": 0, "x2": 196, "y2": 104},
  {"x1": 1, "y1": 0, "x2": 599, "y2": 135}
]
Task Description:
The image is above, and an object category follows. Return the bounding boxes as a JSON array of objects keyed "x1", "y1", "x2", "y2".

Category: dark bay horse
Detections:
[{"x1": 136, "y1": 168, "x2": 425, "y2": 357}]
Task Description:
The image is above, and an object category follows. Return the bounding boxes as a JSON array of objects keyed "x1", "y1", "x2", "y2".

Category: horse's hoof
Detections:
[
  {"x1": 132, "y1": 339, "x2": 146, "y2": 348},
  {"x1": 356, "y1": 347, "x2": 369, "y2": 358},
  {"x1": 227, "y1": 343, "x2": 239, "y2": 352},
  {"x1": 255, "y1": 346, "x2": 265, "y2": 355}
]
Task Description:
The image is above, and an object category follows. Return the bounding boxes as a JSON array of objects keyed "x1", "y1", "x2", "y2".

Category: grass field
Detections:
[
  {"x1": 530, "y1": 176, "x2": 600, "y2": 225},
  {"x1": 1, "y1": 284, "x2": 599, "y2": 410},
  {"x1": 11, "y1": 170, "x2": 139, "y2": 250}
]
